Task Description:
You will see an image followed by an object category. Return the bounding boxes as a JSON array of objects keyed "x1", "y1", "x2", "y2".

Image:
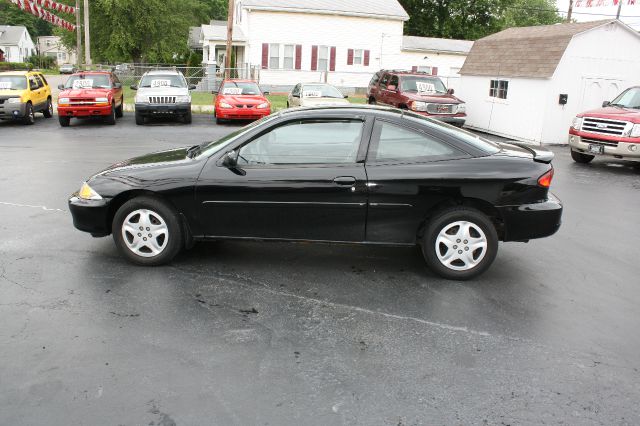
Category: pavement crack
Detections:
[{"x1": 0, "y1": 201, "x2": 64, "y2": 212}]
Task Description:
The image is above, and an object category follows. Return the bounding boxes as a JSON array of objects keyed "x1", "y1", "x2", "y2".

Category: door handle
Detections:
[{"x1": 333, "y1": 176, "x2": 356, "y2": 186}]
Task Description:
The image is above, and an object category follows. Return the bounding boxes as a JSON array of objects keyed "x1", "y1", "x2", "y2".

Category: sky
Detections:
[{"x1": 555, "y1": 0, "x2": 640, "y2": 29}]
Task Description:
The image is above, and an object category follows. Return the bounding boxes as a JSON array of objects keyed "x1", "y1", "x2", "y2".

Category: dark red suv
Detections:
[{"x1": 367, "y1": 70, "x2": 466, "y2": 127}]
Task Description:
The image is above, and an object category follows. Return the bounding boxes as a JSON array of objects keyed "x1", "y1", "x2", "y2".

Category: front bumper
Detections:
[
  {"x1": 58, "y1": 104, "x2": 112, "y2": 117},
  {"x1": 568, "y1": 133, "x2": 640, "y2": 162},
  {"x1": 412, "y1": 111, "x2": 466, "y2": 127},
  {"x1": 135, "y1": 102, "x2": 191, "y2": 116},
  {"x1": 497, "y1": 193, "x2": 563, "y2": 242},
  {"x1": 216, "y1": 107, "x2": 270, "y2": 120},
  {"x1": 69, "y1": 195, "x2": 112, "y2": 237},
  {"x1": 0, "y1": 102, "x2": 27, "y2": 119}
]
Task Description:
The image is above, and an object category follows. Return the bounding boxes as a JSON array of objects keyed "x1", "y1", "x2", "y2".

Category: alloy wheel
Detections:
[
  {"x1": 435, "y1": 220, "x2": 488, "y2": 271},
  {"x1": 121, "y1": 209, "x2": 169, "y2": 257}
]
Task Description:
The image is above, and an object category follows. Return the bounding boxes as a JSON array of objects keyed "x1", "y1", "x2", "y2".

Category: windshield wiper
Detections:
[
  {"x1": 186, "y1": 145, "x2": 201, "y2": 159},
  {"x1": 609, "y1": 103, "x2": 626, "y2": 108}
]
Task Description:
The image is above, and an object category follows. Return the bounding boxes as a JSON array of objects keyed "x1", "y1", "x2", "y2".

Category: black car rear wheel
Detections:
[
  {"x1": 422, "y1": 207, "x2": 498, "y2": 280},
  {"x1": 112, "y1": 196, "x2": 183, "y2": 266},
  {"x1": 570, "y1": 149, "x2": 594, "y2": 164}
]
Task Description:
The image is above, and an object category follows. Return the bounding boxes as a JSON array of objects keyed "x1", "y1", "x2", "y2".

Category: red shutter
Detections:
[
  {"x1": 311, "y1": 45, "x2": 318, "y2": 71},
  {"x1": 347, "y1": 49, "x2": 354, "y2": 65},
  {"x1": 431, "y1": 67, "x2": 438, "y2": 75},
  {"x1": 411, "y1": 66, "x2": 418, "y2": 72},
  {"x1": 364, "y1": 50, "x2": 370, "y2": 66},
  {"x1": 295, "y1": 45, "x2": 302, "y2": 70},
  {"x1": 330, "y1": 46, "x2": 336, "y2": 71},
  {"x1": 261, "y1": 43, "x2": 269, "y2": 69}
]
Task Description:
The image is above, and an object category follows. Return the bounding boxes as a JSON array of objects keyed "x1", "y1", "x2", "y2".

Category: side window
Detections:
[
  {"x1": 370, "y1": 121, "x2": 465, "y2": 163},
  {"x1": 292, "y1": 84, "x2": 300, "y2": 96},
  {"x1": 28, "y1": 76, "x2": 39, "y2": 90},
  {"x1": 369, "y1": 72, "x2": 380, "y2": 86},
  {"x1": 379, "y1": 73, "x2": 390, "y2": 89},
  {"x1": 388, "y1": 75, "x2": 399, "y2": 90},
  {"x1": 38, "y1": 74, "x2": 48, "y2": 86},
  {"x1": 237, "y1": 120, "x2": 364, "y2": 165}
]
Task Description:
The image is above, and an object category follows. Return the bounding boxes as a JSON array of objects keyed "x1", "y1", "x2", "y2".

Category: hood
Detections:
[
  {"x1": 218, "y1": 94, "x2": 268, "y2": 105},
  {"x1": 0, "y1": 89, "x2": 26, "y2": 97},
  {"x1": 59, "y1": 88, "x2": 112, "y2": 98},
  {"x1": 578, "y1": 106, "x2": 640, "y2": 123},
  {"x1": 95, "y1": 147, "x2": 191, "y2": 177},
  {"x1": 403, "y1": 92, "x2": 462, "y2": 104},
  {"x1": 300, "y1": 97, "x2": 350, "y2": 107},
  {"x1": 137, "y1": 87, "x2": 190, "y2": 97}
]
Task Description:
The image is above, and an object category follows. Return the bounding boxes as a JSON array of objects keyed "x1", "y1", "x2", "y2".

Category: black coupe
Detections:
[{"x1": 69, "y1": 105, "x2": 562, "y2": 280}]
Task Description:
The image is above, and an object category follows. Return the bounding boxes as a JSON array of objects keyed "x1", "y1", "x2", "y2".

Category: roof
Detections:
[
  {"x1": 241, "y1": 0, "x2": 409, "y2": 21},
  {"x1": 144, "y1": 70, "x2": 184, "y2": 75},
  {"x1": 200, "y1": 23, "x2": 247, "y2": 42},
  {"x1": 0, "y1": 25, "x2": 28, "y2": 46},
  {"x1": 460, "y1": 20, "x2": 627, "y2": 79},
  {"x1": 402, "y1": 36, "x2": 473, "y2": 55}
]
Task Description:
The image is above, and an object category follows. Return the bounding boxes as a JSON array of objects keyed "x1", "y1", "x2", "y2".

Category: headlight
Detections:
[
  {"x1": 256, "y1": 102, "x2": 269, "y2": 109},
  {"x1": 6, "y1": 97, "x2": 22, "y2": 104},
  {"x1": 571, "y1": 116, "x2": 582, "y2": 130},
  {"x1": 78, "y1": 182, "x2": 102, "y2": 200},
  {"x1": 219, "y1": 101, "x2": 233, "y2": 109},
  {"x1": 410, "y1": 101, "x2": 428, "y2": 112},
  {"x1": 456, "y1": 103, "x2": 466, "y2": 113},
  {"x1": 58, "y1": 97, "x2": 70, "y2": 105},
  {"x1": 95, "y1": 97, "x2": 109, "y2": 103},
  {"x1": 631, "y1": 123, "x2": 640, "y2": 138},
  {"x1": 175, "y1": 95, "x2": 191, "y2": 103}
]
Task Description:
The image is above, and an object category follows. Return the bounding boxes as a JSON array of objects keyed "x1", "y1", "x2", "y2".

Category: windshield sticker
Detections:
[
  {"x1": 303, "y1": 90, "x2": 322, "y2": 98},
  {"x1": 416, "y1": 82, "x2": 436, "y2": 94},
  {"x1": 0, "y1": 82, "x2": 12, "y2": 89},
  {"x1": 151, "y1": 79, "x2": 171, "y2": 88},
  {"x1": 72, "y1": 79, "x2": 93, "y2": 89},
  {"x1": 222, "y1": 87, "x2": 243, "y2": 95}
]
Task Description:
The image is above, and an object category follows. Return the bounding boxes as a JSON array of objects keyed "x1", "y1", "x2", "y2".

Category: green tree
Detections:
[
  {"x1": 0, "y1": 1, "x2": 53, "y2": 38},
  {"x1": 500, "y1": 0, "x2": 562, "y2": 28}
]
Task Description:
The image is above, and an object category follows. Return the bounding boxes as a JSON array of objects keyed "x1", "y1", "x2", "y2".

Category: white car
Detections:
[
  {"x1": 287, "y1": 83, "x2": 350, "y2": 108},
  {"x1": 132, "y1": 69, "x2": 194, "y2": 125}
]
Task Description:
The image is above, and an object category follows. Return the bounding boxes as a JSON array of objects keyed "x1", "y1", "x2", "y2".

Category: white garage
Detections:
[{"x1": 458, "y1": 20, "x2": 640, "y2": 145}]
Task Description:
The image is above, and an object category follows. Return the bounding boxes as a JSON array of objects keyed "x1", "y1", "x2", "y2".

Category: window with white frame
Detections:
[
  {"x1": 283, "y1": 44, "x2": 295, "y2": 69},
  {"x1": 490, "y1": 79, "x2": 509, "y2": 99},
  {"x1": 353, "y1": 49, "x2": 363, "y2": 65},
  {"x1": 317, "y1": 46, "x2": 329, "y2": 71},
  {"x1": 416, "y1": 66, "x2": 432, "y2": 73},
  {"x1": 269, "y1": 43, "x2": 280, "y2": 69}
]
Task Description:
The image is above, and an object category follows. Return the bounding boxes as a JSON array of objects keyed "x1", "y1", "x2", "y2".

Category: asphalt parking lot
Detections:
[{"x1": 1, "y1": 114, "x2": 639, "y2": 425}]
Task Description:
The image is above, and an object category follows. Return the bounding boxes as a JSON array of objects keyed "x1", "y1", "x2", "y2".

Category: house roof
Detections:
[
  {"x1": 402, "y1": 36, "x2": 473, "y2": 55},
  {"x1": 241, "y1": 0, "x2": 409, "y2": 21},
  {"x1": 460, "y1": 20, "x2": 626, "y2": 79},
  {"x1": 200, "y1": 23, "x2": 247, "y2": 42},
  {"x1": 0, "y1": 25, "x2": 27, "y2": 46}
]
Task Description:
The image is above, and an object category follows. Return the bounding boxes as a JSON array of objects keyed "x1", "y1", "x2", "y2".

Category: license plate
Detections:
[{"x1": 588, "y1": 144, "x2": 604, "y2": 154}]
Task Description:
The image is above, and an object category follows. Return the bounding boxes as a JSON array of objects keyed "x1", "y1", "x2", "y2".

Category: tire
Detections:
[
  {"x1": 216, "y1": 117, "x2": 225, "y2": 125},
  {"x1": 22, "y1": 103, "x2": 35, "y2": 125},
  {"x1": 368, "y1": 97, "x2": 377, "y2": 105},
  {"x1": 58, "y1": 116, "x2": 70, "y2": 127},
  {"x1": 112, "y1": 196, "x2": 183, "y2": 266},
  {"x1": 105, "y1": 102, "x2": 116, "y2": 125},
  {"x1": 43, "y1": 97, "x2": 53, "y2": 118},
  {"x1": 570, "y1": 149, "x2": 594, "y2": 164},
  {"x1": 286, "y1": 101, "x2": 289, "y2": 108},
  {"x1": 135, "y1": 110, "x2": 145, "y2": 125},
  {"x1": 183, "y1": 110, "x2": 192, "y2": 124},
  {"x1": 421, "y1": 207, "x2": 498, "y2": 280},
  {"x1": 115, "y1": 98, "x2": 124, "y2": 118}
]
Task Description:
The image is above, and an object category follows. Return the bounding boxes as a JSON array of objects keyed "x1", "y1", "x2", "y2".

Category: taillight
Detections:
[{"x1": 537, "y1": 168, "x2": 554, "y2": 188}]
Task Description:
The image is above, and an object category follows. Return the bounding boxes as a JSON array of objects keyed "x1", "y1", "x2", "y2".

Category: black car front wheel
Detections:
[
  {"x1": 112, "y1": 197, "x2": 183, "y2": 266},
  {"x1": 422, "y1": 207, "x2": 498, "y2": 280}
]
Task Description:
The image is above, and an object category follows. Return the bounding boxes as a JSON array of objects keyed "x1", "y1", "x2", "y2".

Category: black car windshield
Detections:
[
  {"x1": 400, "y1": 76, "x2": 447, "y2": 94},
  {"x1": 610, "y1": 87, "x2": 640, "y2": 109},
  {"x1": 199, "y1": 115, "x2": 279, "y2": 155},
  {"x1": 65, "y1": 74, "x2": 111, "y2": 89},
  {"x1": 0, "y1": 75, "x2": 28, "y2": 90},
  {"x1": 404, "y1": 112, "x2": 500, "y2": 154},
  {"x1": 302, "y1": 84, "x2": 343, "y2": 98},
  {"x1": 220, "y1": 81, "x2": 262, "y2": 95},
  {"x1": 139, "y1": 74, "x2": 186, "y2": 88}
]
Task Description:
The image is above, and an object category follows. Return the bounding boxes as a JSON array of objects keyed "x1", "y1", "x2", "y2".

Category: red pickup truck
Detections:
[
  {"x1": 57, "y1": 71, "x2": 124, "y2": 127},
  {"x1": 569, "y1": 86, "x2": 640, "y2": 163}
]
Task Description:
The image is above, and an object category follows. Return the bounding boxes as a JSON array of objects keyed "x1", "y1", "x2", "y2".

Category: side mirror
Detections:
[
  {"x1": 447, "y1": 88, "x2": 455, "y2": 95},
  {"x1": 344, "y1": 94, "x2": 349, "y2": 99},
  {"x1": 130, "y1": 85, "x2": 138, "y2": 90},
  {"x1": 58, "y1": 84, "x2": 65, "y2": 90},
  {"x1": 189, "y1": 84, "x2": 196, "y2": 90},
  {"x1": 602, "y1": 101, "x2": 610, "y2": 107},
  {"x1": 222, "y1": 150, "x2": 238, "y2": 168},
  {"x1": 114, "y1": 82, "x2": 122, "y2": 89},
  {"x1": 263, "y1": 91, "x2": 270, "y2": 95}
]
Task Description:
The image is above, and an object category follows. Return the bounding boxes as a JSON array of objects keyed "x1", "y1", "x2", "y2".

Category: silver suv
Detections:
[{"x1": 132, "y1": 69, "x2": 194, "y2": 125}]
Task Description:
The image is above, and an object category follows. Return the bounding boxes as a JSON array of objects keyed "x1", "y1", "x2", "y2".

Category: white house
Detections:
[
  {"x1": 37, "y1": 36, "x2": 76, "y2": 65},
  {"x1": 0, "y1": 25, "x2": 36, "y2": 63},
  {"x1": 459, "y1": 20, "x2": 640, "y2": 145},
  {"x1": 192, "y1": 0, "x2": 472, "y2": 90}
]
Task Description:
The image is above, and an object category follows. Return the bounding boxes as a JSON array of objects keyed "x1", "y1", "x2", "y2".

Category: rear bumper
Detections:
[
  {"x1": 0, "y1": 102, "x2": 27, "y2": 119},
  {"x1": 136, "y1": 103, "x2": 191, "y2": 116},
  {"x1": 498, "y1": 193, "x2": 563, "y2": 242},
  {"x1": 58, "y1": 104, "x2": 112, "y2": 117},
  {"x1": 216, "y1": 107, "x2": 270, "y2": 120},
  {"x1": 68, "y1": 195, "x2": 112, "y2": 237},
  {"x1": 568, "y1": 133, "x2": 640, "y2": 161}
]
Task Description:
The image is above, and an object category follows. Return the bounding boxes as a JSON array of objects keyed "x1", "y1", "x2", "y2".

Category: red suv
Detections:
[
  {"x1": 367, "y1": 70, "x2": 466, "y2": 127},
  {"x1": 57, "y1": 71, "x2": 124, "y2": 127},
  {"x1": 214, "y1": 79, "x2": 270, "y2": 124},
  {"x1": 569, "y1": 86, "x2": 640, "y2": 163}
]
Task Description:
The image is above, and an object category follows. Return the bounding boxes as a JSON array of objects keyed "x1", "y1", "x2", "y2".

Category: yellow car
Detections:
[{"x1": 0, "y1": 70, "x2": 53, "y2": 125}]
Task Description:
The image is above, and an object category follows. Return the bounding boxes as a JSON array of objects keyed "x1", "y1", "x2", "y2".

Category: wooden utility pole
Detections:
[
  {"x1": 567, "y1": 0, "x2": 574, "y2": 22},
  {"x1": 225, "y1": 0, "x2": 235, "y2": 79},
  {"x1": 75, "y1": 0, "x2": 82, "y2": 68},
  {"x1": 83, "y1": 0, "x2": 91, "y2": 66}
]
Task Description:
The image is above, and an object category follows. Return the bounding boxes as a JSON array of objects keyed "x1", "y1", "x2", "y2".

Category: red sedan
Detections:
[{"x1": 214, "y1": 79, "x2": 271, "y2": 124}]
